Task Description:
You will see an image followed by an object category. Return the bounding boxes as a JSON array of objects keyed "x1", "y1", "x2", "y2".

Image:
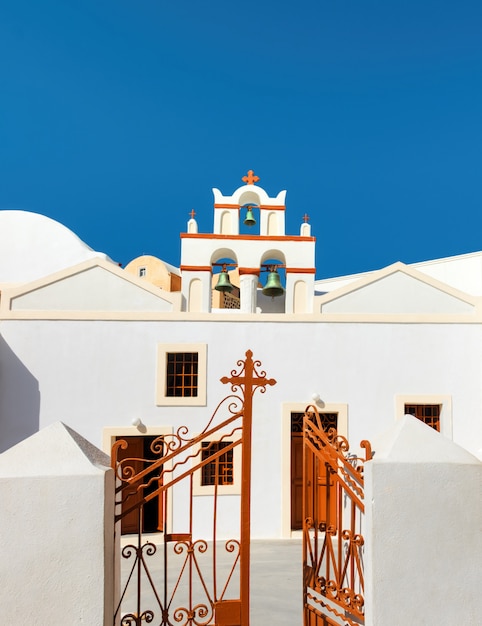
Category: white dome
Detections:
[{"x1": 0, "y1": 210, "x2": 113, "y2": 284}]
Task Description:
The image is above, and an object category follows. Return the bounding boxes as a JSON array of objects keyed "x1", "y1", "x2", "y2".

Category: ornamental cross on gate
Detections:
[
  {"x1": 220, "y1": 349, "x2": 276, "y2": 400},
  {"x1": 220, "y1": 349, "x2": 276, "y2": 626},
  {"x1": 112, "y1": 349, "x2": 276, "y2": 626}
]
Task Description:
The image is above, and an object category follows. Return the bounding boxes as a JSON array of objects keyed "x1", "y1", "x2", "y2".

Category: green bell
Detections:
[
  {"x1": 243, "y1": 206, "x2": 256, "y2": 227},
  {"x1": 262, "y1": 268, "x2": 284, "y2": 298},
  {"x1": 214, "y1": 268, "x2": 234, "y2": 293}
]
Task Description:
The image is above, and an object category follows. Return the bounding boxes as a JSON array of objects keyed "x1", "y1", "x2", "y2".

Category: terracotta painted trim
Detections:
[
  {"x1": 214, "y1": 203, "x2": 286, "y2": 211},
  {"x1": 286, "y1": 268, "x2": 316, "y2": 274},
  {"x1": 180, "y1": 265, "x2": 212, "y2": 272},
  {"x1": 213, "y1": 204, "x2": 285, "y2": 211},
  {"x1": 181, "y1": 234, "x2": 316, "y2": 242},
  {"x1": 238, "y1": 267, "x2": 261, "y2": 276}
]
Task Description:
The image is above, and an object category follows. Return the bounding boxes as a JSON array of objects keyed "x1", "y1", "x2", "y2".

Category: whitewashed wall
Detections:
[{"x1": 1, "y1": 318, "x2": 481, "y2": 539}]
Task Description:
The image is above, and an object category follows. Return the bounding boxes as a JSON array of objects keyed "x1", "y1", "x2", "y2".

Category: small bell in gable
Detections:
[{"x1": 243, "y1": 205, "x2": 256, "y2": 227}]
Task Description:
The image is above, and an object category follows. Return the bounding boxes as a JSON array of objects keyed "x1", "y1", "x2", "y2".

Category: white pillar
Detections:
[
  {"x1": 239, "y1": 273, "x2": 258, "y2": 313},
  {"x1": 0, "y1": 422, "x2": 115, "y2": 625},
  {"x1": 364, "y1": 415, "x2": 482, "y2": 625}
]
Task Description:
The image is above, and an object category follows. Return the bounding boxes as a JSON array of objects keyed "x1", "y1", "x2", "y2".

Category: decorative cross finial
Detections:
[
  {"x1": 221, "y1": 349, "x2": 276, "y2": 400},
  {"x1": 189, "y1": 209, "x2": 196, "y2": 220},
  {"x1": 242, "y1": 170, "x2": 260, "y2": 185},
  {"x1": 302, "y1": 213, "x2": 310, "y2": 223}
]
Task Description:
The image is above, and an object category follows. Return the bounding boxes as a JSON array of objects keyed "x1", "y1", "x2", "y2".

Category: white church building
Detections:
[{"x1": 1, "y1": 172, "x2": 481, "y2": 539}]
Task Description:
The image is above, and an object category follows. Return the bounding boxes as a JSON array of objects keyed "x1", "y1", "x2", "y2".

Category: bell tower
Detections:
[{"x1": 180, "y1": 171, "x2": 316, "y2": 314}]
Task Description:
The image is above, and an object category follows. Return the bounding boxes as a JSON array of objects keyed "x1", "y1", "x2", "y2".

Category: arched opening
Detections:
[
  {"x1": 211, "y1": 249, "x2": 239, "y2": 310},
  {"x1": 239, "y1": 203, "x2": 260, "y2": 236},
  {"x1": 258, "y1": 250, "x2": 286, "y2": 313}
]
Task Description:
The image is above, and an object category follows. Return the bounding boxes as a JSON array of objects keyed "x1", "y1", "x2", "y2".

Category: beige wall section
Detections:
[
  {"x1": 293, "y1": 280, "x2": 307, "y2": 314},
  {"x1": 267, "y1": 211, "x2": 278, "y2": 235},
  {"x1": 220, "y1": 211, "x2": 232, "y2": 235},
  {"x1": 124, "y1": 255, "x2": 181, "y2": 291},
  {"x1": 188, "y1": 278, "x2": 203, "y2": 312},
  {"x1": 281, "y1": 402, "x2": 348, "y2": 538}
]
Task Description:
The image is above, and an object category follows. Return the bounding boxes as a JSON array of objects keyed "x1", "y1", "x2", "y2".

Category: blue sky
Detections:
[{"x1": 1, "y1": 0, "x2": 481, "y2": 278}]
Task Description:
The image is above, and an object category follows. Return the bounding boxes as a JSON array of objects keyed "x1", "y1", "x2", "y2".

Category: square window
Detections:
[
  {"x1": 201, "y1": 441, "x2": 234, "y2": 486},
  {"x1": 396, "y1": 395, "x2": 452, "y2": 438},
  {"x1": 157, "y1": 344, "x2": 207, "y2": 406},
  {"x1": 404, "y1": 404, "x2": 441, "y2": 432},
  {"x1": 192, "y1": 431, "x2": 241, "y2": 495},
  {"x1": 166, "y1": 352, "x2": 198, "y2": 397},
  {"x1": 139, "y1": 267, "x2": 147, "y2": 277}
]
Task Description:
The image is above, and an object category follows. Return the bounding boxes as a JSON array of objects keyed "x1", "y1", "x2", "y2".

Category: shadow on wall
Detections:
[{"x1": 0, "y1": 334, "x2": 40, "y2": 453}]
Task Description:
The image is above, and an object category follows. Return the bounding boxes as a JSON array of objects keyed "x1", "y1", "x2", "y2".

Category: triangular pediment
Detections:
[
  {"x1": 1, "y1": 258, "x2": 180, "y2": 314},
  {"x1": 318, "y1": 262, "x2": 476, "y2": 316},
  {"x1": 370, "y1": 415, "x2": 480, "y2": 464},
  {"x1": 0, "y1": 422, "x2": 110, "y2": 477}
]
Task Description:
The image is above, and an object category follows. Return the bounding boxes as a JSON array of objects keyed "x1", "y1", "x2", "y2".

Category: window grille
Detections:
[
  {"x1": 166, "y1": 352, "x2": 198, "y2": 397},
  {"x1": 405, "y1": 404, "x2": 441, "y2": 432},
  {"x1": 291, "y1": 412, "x2": 338, "y2": 433},
  {"x1": 201, "y1": 441, "x2": 234, "y2": 486}
]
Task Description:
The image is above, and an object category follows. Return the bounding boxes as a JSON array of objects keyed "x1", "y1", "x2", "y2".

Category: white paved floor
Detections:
[{"x1": 249, "y1": 539, "x2": 302, "y2": 626}]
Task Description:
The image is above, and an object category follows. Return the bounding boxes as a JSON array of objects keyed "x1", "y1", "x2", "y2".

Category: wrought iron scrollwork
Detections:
[
  {"x1": 303, "y1": 404, "x2": 371, "y2": 625},
  {"x1": 113, "y1": 350, "x2": 276, "y2": 626}
]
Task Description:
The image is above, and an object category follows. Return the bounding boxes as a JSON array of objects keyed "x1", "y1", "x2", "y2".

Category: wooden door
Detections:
[
  {"x1": 291, "y1": 434, "x2": 304, "y2": 529},
  {"x1": 315, "y1": 456, "x2": 337, "y2": 530},
  {"x1": 291, "y1": 412, "x2": 338, "y2": 531},
  {"x1": 115, "y1": 435, "x2": 164, "y2": 535},
  {"x1": 116, "y1": 436, "x2": 144, "y2": 534}
]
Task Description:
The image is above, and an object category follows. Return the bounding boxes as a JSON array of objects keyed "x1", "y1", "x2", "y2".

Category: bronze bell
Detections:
[
  {"x1": 214, "y1": 267, "x2": 234, "y2": 293},
  {"x1": 262, "y1": 268, "x2": 284, "y2": 298},
  {"x1": 243, "y1": 206, "x2": 256, "y2": 227}
]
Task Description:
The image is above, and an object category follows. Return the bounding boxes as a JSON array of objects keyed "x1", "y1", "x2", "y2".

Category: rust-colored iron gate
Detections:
[
  {"x1": 303, "y1": 407, "x2": 372, "y2": 626},
  {"x1": 112, "y1": 350, "x2": 276, "y2": 626}
]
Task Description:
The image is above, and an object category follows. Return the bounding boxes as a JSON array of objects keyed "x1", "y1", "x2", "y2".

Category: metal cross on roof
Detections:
[
  {"x1": 302, "y1": 213, "x2": 310, "y2": 223},
  {"x1": 189, "y1": 209, "x2": 196, "y2": 219},
  {"x1": 242, "y1": 170, "x2": 260, "y2": 185}
]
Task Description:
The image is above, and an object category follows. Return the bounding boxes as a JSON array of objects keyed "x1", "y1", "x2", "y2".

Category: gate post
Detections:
[
  {"x1": 0, "y1": 422, "x2": 115, "y2": 625},
  {"x1": 364, "y1": 415, "x2": 482, "y2": 624},
  {"x1": 221, "y1": 350, "x2": 276, "y2": 625}
]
